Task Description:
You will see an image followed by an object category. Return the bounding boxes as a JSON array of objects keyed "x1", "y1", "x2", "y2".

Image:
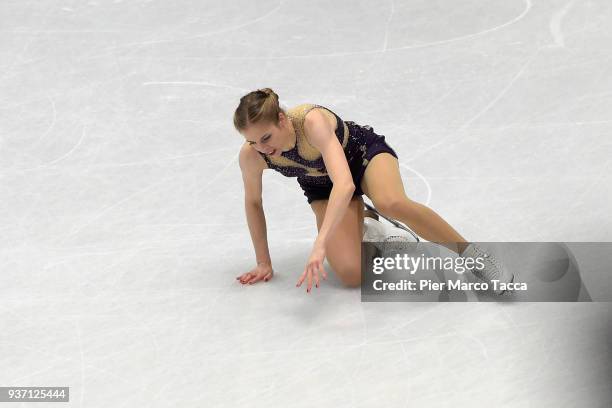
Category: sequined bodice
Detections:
[
  {"x1": 257, "y1": 103, "x2": 377, "y2": 189},
  {"x1": 257, "y1": 104, "x2": 349, "y2": 180}
]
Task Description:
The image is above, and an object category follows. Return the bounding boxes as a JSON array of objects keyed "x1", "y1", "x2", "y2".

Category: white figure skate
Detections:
[
  {"x1": 461, "y1": 243, "x2": 514, "y2": 295},
  {"x1": 362, "y1": 202, "x2": 419, "y2": 257}
]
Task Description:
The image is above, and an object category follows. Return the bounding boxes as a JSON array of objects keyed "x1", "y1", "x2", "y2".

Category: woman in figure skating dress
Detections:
[{"x1": 233, "y1": 88, "x2": 512, "y2": 294}]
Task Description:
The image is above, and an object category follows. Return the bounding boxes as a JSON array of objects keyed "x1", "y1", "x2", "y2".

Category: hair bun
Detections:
[
  {"x1": 234, "y1": 88, "x2": 283, "y2": 131},
  {"x1": 259, "y1": 88, "x2": 276, "y2": 98}
]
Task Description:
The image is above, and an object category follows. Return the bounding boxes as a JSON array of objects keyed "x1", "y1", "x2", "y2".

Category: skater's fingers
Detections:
[
  {"x1": 303, "y1": 265, "x2": 310, "y2": 292},
  {"x1": 242, "y1": 272, "x2": 256, "y2": 284},
  {"x1": 313, "y1": 263, "x2": 320, "y2": 288},
  {"x1": 263, "y1": 271, "x2": 273, "y2": 282},
  {"x1": 296, "y1": 268, "x2": 307, "y2": 287},
  {"x1": 320, "y1": 263, "x2": 328, "y2": 280},
  {"x1": 307, "y1": 265, "x2": 313, "y2": 292},
  {"x1": 249, "y1": 273, "x2": 265, "y2": 284}
]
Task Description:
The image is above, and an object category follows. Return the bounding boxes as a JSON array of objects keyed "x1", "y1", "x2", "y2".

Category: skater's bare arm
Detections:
[
  {"x1": 304, "y1": 111, "x2": 355, "y2": 246},
  {"x1": 239, "y1": 144, "x2": 272, "y2": 266},
  {"x1": 295, "y1": 111, "x2": 354, "y2": 291}
]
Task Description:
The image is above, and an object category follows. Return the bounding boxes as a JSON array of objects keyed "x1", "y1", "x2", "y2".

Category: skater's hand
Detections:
[
  {"x1": 236, "y1": 262, "x2": 273, "y2": 285},
  {"x1": 296, "y1": 240, "x2": 328, "y2": 292}
]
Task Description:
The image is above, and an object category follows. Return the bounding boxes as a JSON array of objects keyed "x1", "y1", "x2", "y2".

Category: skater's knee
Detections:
[
  {"x1": 334, "y1": 264, "x2": 362, "y2": 288},
  {"x1": 375, "y1": 196, "x2": 415, "y2": 219},
  {"x1": 340, "y1": 274, "x2": 361, "y2": 288}
]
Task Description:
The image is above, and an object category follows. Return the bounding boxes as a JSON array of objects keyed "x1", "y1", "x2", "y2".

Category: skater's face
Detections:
[{"x1": 242, "y1": 113, "x2": 294, "y2": 157}]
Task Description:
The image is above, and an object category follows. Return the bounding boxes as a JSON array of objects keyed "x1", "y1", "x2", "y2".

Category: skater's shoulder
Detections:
[
  {"x1": 287, "y1": 103, "x2": 336, "y2": 127},
  {"x1": 286, "y1": 103, "x2": 318, "y2": 118},
  {"x1": 239, "y1": 143, "x2": 268, "y2": 173},
  {"x1": 287, "y1": 102, "x2": 334, "y2": 112}
]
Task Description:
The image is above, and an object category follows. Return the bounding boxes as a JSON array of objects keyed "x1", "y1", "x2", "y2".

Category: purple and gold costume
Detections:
[{"x1": 258, "y1": 103, "x2": 398, "y2": 204}]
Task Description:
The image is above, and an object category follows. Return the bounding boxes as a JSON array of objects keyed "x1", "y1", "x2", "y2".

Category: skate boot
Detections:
[
  {"x1": 363, "y1": 216, "x2": 417, "y2": 257},
  {"x1": 461, "y1": 243, "x2": 514, "y2": 295},
  {"x1": 362, "y1": 216, "x2": 388, "y2": 243}
]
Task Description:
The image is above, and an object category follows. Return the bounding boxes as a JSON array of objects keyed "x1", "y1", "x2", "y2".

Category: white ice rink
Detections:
[{"x1": 1, "y1": 0, "x2": 611, "y2": 406}]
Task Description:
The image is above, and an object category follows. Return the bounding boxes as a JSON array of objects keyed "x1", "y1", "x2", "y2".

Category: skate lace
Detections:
[
  {"x1": 384, "y1": 235, "x2": 412, "y2": 242},
  {"x1": 381, "y1": 235, "x2": 416, "y2": 255},
  {"x1": 471, "y1": 245, "x2": 502, "y2": 280}
]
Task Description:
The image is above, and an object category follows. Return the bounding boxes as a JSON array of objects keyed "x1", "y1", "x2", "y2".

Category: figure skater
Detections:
[{"x1": 233, "y1": 88, "x2": 513, "y2": 294}]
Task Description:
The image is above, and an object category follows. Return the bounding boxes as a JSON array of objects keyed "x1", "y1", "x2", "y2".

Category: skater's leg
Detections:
[
  {"x1": 310, "y1": 196, "x2": 364, "y2": 287},
  {"x1": 360, "y1": 153, "x2": 469, "y2": 255}
]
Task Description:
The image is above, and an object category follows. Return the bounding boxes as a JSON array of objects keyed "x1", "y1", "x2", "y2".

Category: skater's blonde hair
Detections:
[{"x1": 233, "y1": 88, "x2": 285, "y2": 132}]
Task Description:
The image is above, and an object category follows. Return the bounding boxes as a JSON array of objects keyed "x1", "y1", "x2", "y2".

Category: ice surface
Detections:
[{"x1": 1, "y1": 0, "x2": 611, "y2": 406}]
